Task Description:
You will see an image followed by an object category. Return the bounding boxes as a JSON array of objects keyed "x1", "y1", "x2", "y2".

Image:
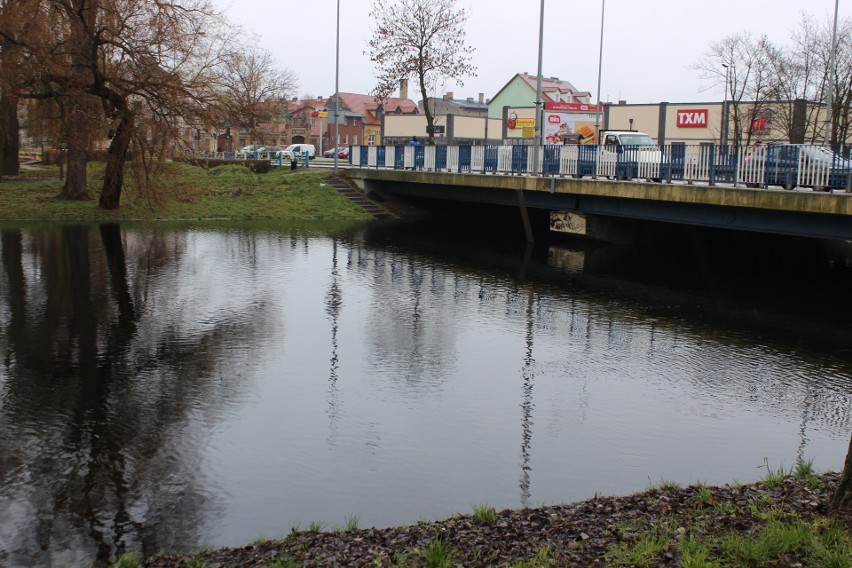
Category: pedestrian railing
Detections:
[{"x1": 346, "y1": 143, "x2": 852, "y2": 193}]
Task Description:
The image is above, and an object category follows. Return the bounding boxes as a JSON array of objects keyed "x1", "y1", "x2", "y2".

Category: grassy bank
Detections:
[
  {"x1": 0, "y1": 162, "x2": 373, "y2": 221},
  {"x1": 116, "y1": 467, "x2": 850, "y2": 567}
]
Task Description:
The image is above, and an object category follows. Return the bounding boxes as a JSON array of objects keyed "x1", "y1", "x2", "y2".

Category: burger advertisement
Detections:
[{"x1": 543, "y1": 103, "x2": 599, "y2": 145}]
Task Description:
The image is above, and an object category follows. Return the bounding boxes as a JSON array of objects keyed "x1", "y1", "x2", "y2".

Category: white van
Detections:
[
  {"x1": 599, "y1": 130, "x2": 663, "y2": 180},
  {"x1": 280, "y1": 144, "x2": 316, "y2": 161}
]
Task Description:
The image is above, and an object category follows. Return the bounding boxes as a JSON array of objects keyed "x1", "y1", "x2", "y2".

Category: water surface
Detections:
[{"x1": 1, "y1": 221, "x2": 850, "y2": 567}]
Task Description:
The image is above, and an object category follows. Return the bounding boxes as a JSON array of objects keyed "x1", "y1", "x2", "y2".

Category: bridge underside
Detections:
[{"x1": 346, "y1": 170, "x2": 852, "y2": 241}]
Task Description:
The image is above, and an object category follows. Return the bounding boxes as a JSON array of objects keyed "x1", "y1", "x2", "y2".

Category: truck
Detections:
[{"x1": 598, "y1": 130, "x2": 663, "y2": 180}]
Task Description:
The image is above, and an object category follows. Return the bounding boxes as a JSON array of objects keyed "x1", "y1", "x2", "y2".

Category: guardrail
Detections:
[{"x1": 346, "y1": 143, "x2": 852, "y2": 193}]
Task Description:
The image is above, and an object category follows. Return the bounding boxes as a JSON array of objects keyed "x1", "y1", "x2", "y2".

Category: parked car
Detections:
[
  {"x1": 238, "y1": 144, "x2": 262, "y2": 157},
  {"x1": 323, "y1": 147, "x2": 343, "y2": 158},
  {"x1": 744, "y1": 144, "x2": 852, "y2": 191},
  {"x1": 337, "y1": 148, "x2": 350, "y2": 159}
]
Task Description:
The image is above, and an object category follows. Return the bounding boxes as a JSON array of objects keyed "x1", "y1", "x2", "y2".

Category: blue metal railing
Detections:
[
  {"x1": 343, "y1": 143, "x2": 852, "y2": 192},
  {"x1": 195, "y1": 143, "x2": 852, "y2": 192}
]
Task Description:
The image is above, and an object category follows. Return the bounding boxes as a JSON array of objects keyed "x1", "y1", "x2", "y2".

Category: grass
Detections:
[
  {"x1": 0, "y1": 161, "x2": 374, "y2": 221},
  {"x1": 110, "y1": 552, "x2": 140, "y2": 567},
  {"x1": 334, "y1": 514, "x2": 359, "y2": 532},
  {"x1": 422, "y1": 536, "x2": 453, "y2": 568},
  {"x1": 604, "y1": 480, "x2": 852, "y2": 568},
  {"x1": 472, "y1": 502, "x2": 497, "y2": 524}
]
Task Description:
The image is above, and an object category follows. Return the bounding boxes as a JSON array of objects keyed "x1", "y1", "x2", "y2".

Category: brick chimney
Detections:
[{"x1": 399, "y1": 78, "x2": 409, "y2": 100}]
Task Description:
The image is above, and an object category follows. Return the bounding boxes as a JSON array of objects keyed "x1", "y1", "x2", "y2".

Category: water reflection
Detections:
[
  {"x1": 1, "y1": 225, "x2": 278, "y2": 567},
  {"x1": 0, "y1": 221, "x2": 850, "y2": 567}
]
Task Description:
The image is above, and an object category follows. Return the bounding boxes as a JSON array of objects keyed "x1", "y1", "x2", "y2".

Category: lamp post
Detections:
[
  {"x1": 593, "y1": 0, "x2": 606, "y2": 144},
  {"x1": 334, "y1": 0, "x2": 340, "y2": 174},
  {"x1": 532, "y1": 0, "x2": 544, "y2": 175},
  {"x1": 721, "y1": 63, "x2": 729, "y2": 146},
  {"x1": 824, "y1": 0, "x2": 839, "y2": 146}
]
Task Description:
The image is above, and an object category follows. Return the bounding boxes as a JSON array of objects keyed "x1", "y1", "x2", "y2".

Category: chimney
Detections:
[
  {"x1": 399, "y1": 78, "x2": 409, "y2": 100},
  {"x1": 444, "y1": 91, "x2": 454, "y2": 100},
  {"x1": 478, "y1": 93, "x2": 484, "y2": 103}
]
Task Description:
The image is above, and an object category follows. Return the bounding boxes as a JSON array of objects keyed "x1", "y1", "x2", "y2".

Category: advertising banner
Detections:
[{"x1": 543, "y1": 112, "x2": 598, "y2": 144}]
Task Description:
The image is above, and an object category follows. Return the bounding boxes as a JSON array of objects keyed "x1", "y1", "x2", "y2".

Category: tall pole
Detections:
[
  {"x1": 721, "y1": 63, "x2": 729, "y2": 146},
  {"x1": 824, "y1": 0, "x2": 839, "y2": 146},
  {"x1": 594, "y1": 0, "x2": 605, "y2": 143},
  {"x1": 532, "y1": 0, "x2": 545, "y2": 175},
  {"x1": 334, "y1": 0, "x2": 341, "y2": 173}
]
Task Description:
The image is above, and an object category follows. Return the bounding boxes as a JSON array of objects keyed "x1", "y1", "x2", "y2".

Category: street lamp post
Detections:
[
  {"x1": 721, "y1": 63, "x2": 729, "y2": 146},
  {"x1": 594, "y1": 0, "x2": 605, "y2": 143},
  {"x1": 532, "y1": 0, "x2": 544, "y2": 175},
  {"x1": 334, "y1": 0, "x2": 340, "y2": 174},
  {"x1": 824, "y1": 0, "x2": 839, "y2": 146}
]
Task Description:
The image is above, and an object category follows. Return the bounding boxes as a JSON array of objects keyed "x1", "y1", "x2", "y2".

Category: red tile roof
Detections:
[{"x1": 336, "y1": 92, "x2": 419, "y2": 125}]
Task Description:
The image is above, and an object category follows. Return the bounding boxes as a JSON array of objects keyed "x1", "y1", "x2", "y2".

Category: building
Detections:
[
  {"x1": 487, "y1": 73, "x2": 592, "y2": 120},
  {"x1": 421, "y1": 92, "x2": 488, "y2": 118},
  {"x1": 334, "y1": 80, "x2": 419, "y2": 146},
  {"x1": 603, "y1": 99, "x2": 838, "y2": 146}
]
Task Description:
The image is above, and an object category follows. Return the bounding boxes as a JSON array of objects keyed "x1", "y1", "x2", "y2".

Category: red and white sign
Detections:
[
  {"x1": 544, "y1": 102, "x2": 599, "y2": 112},
  {"x1": 676, "y1": 109, "x2": 708, "y2": 128}
]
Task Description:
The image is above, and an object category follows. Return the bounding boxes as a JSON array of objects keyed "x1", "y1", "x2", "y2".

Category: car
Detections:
[
  {"x1": 337, "y1": 148, "x2": 350, "y2": 159},
  {"x1": 238, "y1": 144, "x2": 262, "y2": 157},
  {"x1": 322, "y1": 147, "x2": 343, "y2": 158},
  {"x1": 743, "y1": 144, "x2": 852, "y2": 190}
]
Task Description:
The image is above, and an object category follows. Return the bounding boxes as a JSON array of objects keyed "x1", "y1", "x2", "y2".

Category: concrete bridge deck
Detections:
[{"x1": 345, "y1": 169, "x2": 852, "y2": 241}]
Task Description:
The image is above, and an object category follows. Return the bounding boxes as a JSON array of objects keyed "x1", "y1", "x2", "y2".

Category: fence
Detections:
[{"x1": 346, "y1": 143, "x2": 852, "y2": 193}]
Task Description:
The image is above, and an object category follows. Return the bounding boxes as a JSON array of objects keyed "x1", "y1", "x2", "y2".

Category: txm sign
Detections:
[{"x1": 676, "y1": 109, "x2": 708, "y2": 128}]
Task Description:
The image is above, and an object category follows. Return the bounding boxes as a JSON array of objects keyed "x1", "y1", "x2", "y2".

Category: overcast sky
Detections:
[{"x1": 212, "y1": 0, "x2": 849, "y2": 105}]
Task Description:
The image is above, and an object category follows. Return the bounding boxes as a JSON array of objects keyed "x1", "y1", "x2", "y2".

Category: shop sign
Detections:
[{"x1": 676, "y1": 109, "x2": 708, "y2": 128}]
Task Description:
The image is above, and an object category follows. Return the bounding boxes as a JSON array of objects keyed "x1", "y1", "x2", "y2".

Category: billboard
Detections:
[{"x1": 543, "y1": 112, "x2": 598, "y2": 144}]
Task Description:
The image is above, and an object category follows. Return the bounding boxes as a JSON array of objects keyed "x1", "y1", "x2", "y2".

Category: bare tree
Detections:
[
  {"x1": 696, "y1": 13, "x2": 852, "y2": 147},
  {"x1": 367, "y1": 0, "x2": 476, "y2": 142},
  {"x1": 216, "y1": 48, "x2": 298, "y2": 144},
  {"x1": 0, "y1": 0, "x2": 235, "y2": 208},
  {"x1": 762, "y1": 14, "x2": 824, "y2": 143},
  {"x1": 826, "y1": 18, "x2": 852, "y2": 146}
]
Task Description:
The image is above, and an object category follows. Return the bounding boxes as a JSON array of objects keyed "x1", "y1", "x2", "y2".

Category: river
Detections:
[{"x1": 1, "y1": 219, "x2": 850, "y2": 567}]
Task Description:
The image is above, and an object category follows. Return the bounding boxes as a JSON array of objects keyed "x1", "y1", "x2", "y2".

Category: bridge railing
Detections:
[{"x1": 349, "y1": 143, "x2": 852, "y2": 192}]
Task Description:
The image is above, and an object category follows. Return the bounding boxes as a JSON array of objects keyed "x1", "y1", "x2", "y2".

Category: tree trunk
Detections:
[
  {"x1": 830, "y1": 432, "x2": 852, "y2": 518},
  {"x1": 58, "y1": 99, "x2": 90, "y2": 200},
  {"x1": 0, "y1": 93, "x2": 20, "y2": 176},
  {"x1": 99, "y1": 112, "x2": 133, "y2": 210}
]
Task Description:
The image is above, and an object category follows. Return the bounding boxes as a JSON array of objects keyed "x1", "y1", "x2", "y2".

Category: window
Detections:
[{"x1": 368, "y1": 135, "x2": 375, "y2": 146}]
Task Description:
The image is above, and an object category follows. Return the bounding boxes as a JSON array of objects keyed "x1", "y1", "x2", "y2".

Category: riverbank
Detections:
[
  {"x1": 138, "y1": 470, "x2": 850, "y2": 568},
  {"x1": 0, "y1": 162, "x2": 372, "y2": 221}
]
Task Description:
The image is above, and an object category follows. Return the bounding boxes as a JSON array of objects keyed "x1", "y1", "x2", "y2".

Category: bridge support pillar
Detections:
[{"x1": 550, "y1": 211, "x2": 632, "y2": 244}]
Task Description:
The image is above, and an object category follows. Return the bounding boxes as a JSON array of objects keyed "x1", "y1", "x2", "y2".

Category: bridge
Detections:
[{"x1": 340, "y1": 144, "x2": 852, "y2": 242}]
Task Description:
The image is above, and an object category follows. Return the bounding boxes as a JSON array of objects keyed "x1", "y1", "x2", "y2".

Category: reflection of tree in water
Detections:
[
  {"x1": 345, "y1": 234, "x2": 852, "y2": 504},
  {"x1": 360, "y1": 250, "x2": 458, "y2": 391},
  {"x1": 0, "y1": 225, "x2": 274, "y2": 567}
]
